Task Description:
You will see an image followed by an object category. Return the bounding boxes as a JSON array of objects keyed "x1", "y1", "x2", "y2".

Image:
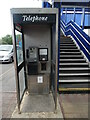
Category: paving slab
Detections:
[
  {"x1": 59, "y1": 94, "x2": 89, "y2": 119},
  {"x1": 11, "y1": 92, "x2": 64, "y2": 118},
  {"x1": 2, "y1": 92, "x2": 17, "y2": 118}
]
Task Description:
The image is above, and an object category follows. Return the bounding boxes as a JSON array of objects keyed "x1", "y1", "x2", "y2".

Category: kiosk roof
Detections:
[{"x1": 11, "y1": 8, "x2": 58, "y2": 14}]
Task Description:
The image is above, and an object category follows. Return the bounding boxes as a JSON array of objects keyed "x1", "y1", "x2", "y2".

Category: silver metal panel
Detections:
[
  {"x1": 24, "y1": 24, "x2": 51, "y2": 73},
  {"x1": 54, "y1": 10, "x2": 58, "y2": 110},
  {"x1": 11, "y1": 8, "x2": 58, "y2": 14},
  {"x1": 27, "y1": 74, "x2": 50, "y2": 94}
]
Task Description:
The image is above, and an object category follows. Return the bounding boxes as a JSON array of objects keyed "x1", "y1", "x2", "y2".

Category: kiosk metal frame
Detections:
[{"x1": 11, "y1": 8, "x2": 58, "y2": 113}]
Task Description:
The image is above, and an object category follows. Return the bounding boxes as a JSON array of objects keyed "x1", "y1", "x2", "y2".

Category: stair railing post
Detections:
[
  {"x1": 81, "y1": 8, "x2": 85, "y2": 30},
  {"x1": 65, "y1": 8, "x2": 67, "y2": 23},
  {"x1": 74, "y1": 7, "x2": 76, "y2": 22}
]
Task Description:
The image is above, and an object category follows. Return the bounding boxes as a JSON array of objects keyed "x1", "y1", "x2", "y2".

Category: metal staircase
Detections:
[{"x1": 59, "y1": 35, "x2": 90, "y2": 92}]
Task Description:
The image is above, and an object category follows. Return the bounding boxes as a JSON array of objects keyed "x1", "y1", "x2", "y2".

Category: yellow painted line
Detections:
[{"x1": 59, "y1": 88, "x2": 90, "y2": 91}]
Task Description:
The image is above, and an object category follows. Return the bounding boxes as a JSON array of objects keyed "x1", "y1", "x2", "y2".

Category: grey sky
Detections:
[{"x1": 0, "y1": 0, "x2": 42, "y2": 38}]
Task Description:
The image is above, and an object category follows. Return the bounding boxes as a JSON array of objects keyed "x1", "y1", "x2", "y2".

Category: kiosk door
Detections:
[{"x1": 14, "y1": 25, "x2": 27, "y2": 112}]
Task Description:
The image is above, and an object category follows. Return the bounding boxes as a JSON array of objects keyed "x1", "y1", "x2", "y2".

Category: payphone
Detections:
[
  {"x1": 39, "y1": 48, "x2": 48, "y2": 71},
  {"x1": 26, "y1": 47, "x2": 48, "y2": 74},
  {"x1": 39, "y1": 48, "x2": 48, "y2": 61},
  {"x1": 26, "y1": 46, "x2": 49, "y2": 94},
  {"x1": 26, "y1": 47, "x2": 38, "y2": 62},
  {"x1": 26, "y1": 47, "x2": 38, "y2": 75}
]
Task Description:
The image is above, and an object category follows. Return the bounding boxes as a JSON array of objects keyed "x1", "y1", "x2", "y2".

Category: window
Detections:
[{"x1": 15, "y1": 30, "x2": 24, "y2": 66}]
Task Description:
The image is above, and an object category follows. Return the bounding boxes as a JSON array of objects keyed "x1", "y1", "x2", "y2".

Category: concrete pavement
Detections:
[
  {"x1": 2, "y1": 92, "x2": 16, "y2": 118},
  {"x1": 0, "y1": 63, "x2": 17, "y2": 119},
  {"x1": 0, "y1": 63, "x2": 89, "y2": 119},
  {"x1": 11, "y1": 92, "x2": 64, "y2": 118},
  {"x1": 11, "y1": 93, "x2": 89, "y2": 119},
  {"x1": 59, "y1": 94, "x2": 89, "y2": 119}
]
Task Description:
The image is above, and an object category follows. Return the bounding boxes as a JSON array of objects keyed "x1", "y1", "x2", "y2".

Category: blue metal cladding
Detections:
[
  {"x1": 42, "y1": 2, "x2": 45, "y2": 8},
  {"x1": 62, "y1": 7, "x2": 75, "y2": 23},
  {"x1": 85, "y1": 8, "x2": 90, "y2": 12},
  {"x1": 75, "y1": 8, "x2": 82, "y2": 11},
  {"x1": 42, "y1": 2, "x2": 52, "y2": 8},
  {"x1": 75, "y1": 13, "x2": 82, "y2": 26},
  {"x1": 85, "y1": 8, "x2": 90, "y2": 26},
  {"x1": 67, "y1": 7, "x2": 74, "y2": 11},
  {"x1": 67, "y1": 13, "x2": 74, "y2": 23},
  {"x1": 61, "y1": 7, "x2": 90, "y2": 28},
  {"x1": 62, "y1": 14, "x2": 66, "y2": 22},
  {"x1": 85, "y1": 14, "x2": 90, "y2": 26}
]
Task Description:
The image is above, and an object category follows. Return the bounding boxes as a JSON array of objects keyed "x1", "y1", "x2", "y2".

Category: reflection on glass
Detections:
[
  {"x1": 75, "y1": 14, "x2": 82, "y2": 26},
  {"x1": 19, "y1": 68, "x2": 25, "y2": 100},
  {"x1": 15, "y1": 30, "x2": 23, "y2": 65},
  {"x1": 85, "y1": 14, "x2": 89, "y2": 26}
]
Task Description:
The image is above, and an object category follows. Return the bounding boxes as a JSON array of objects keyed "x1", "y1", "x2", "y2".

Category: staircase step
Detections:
[
  {"x1": 60, "y1": 59, "x2": 85, "y2": 61},
  {"x1": 60, "y1": 52, "x2": 81, "y2": 55},
  {"x1": 59, "y1": 76, "x2": 89, "y2": 81},
  {"x1": 60, "y1": 40, "x2": 73, "y2": 42},
  {"x1": 59, "y1": 79, "x2": 89, "y2": 83},
  {"x1": 59, "y1": 63, "x2": 88, "y2": 65},
  {"x1": 59, "y1": 85, "x2": 89, "y2": 92},
  {"x1": 60, "y1": 44, "x2": 75, "y2": 46},
  {"x1": 60, "y1": 46, "x2": 77, "y2": 49},
  {"x1": 60, "y1": 49, "x2": 80, "y2": 52},
  {"x1": 60, "y1": 40, "x2": 73, "y2": 43},
  {"x1": 60, "y1": 37, "x2": 72, "y2": 40},
  {"x1": 59, "y1": 70, "x2": 89, "y2": 74},
  {"x1": 60, "y1": 40, "x2": 74, "y2": 43},
  {"x1": 60, "y1": 55, "x2": 84, "y2": 59},
  {"x1": 59, "y1": 73, "x2": 89, "y2": 76},
  {"x1": 60, "y1": 39, "x2": 73, "y2": 41},
  {"x1": 59, "y1": 67, "x2": 89, "y2": 70},
  {"x1": 60, "y1": 51, "x2": 80, "y2": 53},
  {"x1": 59, "y1": 59, "x2": 86, "y2": 63},
  {"x1": 60, "y1": 41, "x2": 73, "y2": 43},
  {"x1": 60, "y1": 54, "x2": 83, "y2": 56},
  {"x1": 59, "y1": 63, "x2": 89, "y2": 68},
  {"x1": 60, "y1": 42, "x2": 74, "y2": 45},
  {"x1": 59, "y1": 67, "x2": 89, "y2": 72},
  {"x1": 60, "y1": 61, "x2": 86, "y2": 63},
  {"x1": 60, "y1": 35, "x2": 71, "y2": 39}
]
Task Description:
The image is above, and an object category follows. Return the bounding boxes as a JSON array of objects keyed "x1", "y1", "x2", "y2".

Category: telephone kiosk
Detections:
[
  {"x1": 26, "y1": 47, "x2": 49, "y2": 94},
  {"x1": 11, "y1": 8, "x2": 58, "y2": 112}
]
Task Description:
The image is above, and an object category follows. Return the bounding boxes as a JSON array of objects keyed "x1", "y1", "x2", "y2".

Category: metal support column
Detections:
[
  {"x1": 61, "y1": 7, "x2": 63, "y2": 20},
  {"x1": 81, "y1": 8, "x2": 85, "y2": 30},
  {"x1": 65, "y1": 8, "x2": 67, "y2": 23},
  {"x1": 74, "y1": 7, "x2": 76, "y2": 22}
]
